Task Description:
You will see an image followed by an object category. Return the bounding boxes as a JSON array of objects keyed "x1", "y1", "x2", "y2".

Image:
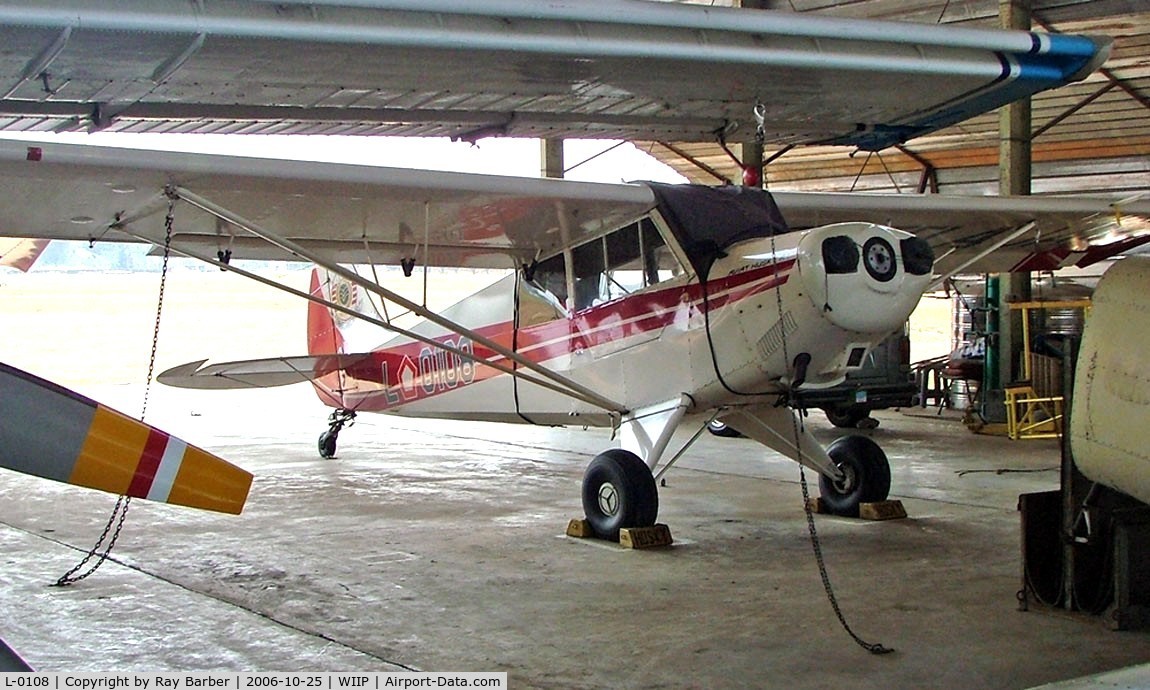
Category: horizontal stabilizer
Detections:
[
  {"x1": 158, "y1": 354, "x2": 376, "y2": 390},
  {"x1": 0, "y1": 363, "x2": 252, "y2": 514}
]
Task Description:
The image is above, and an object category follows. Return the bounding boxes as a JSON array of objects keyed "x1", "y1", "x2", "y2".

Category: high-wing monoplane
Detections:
[
  {"x1": 0, "y1": 0, "x2": 1113, "y2": 148},
  {"x1": 1, "y1": 139, "x2": 1148, "y2": 539}
]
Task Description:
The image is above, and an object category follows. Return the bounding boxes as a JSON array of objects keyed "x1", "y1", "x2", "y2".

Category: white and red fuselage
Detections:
[{"x1": 305, "y1": 213, "x2": 932, "y2": 429}]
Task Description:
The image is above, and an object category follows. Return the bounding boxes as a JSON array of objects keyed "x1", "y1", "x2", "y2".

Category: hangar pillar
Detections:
[
  {"x1": 541, "y1": 138, "x2": 564, "y2": 179},
  {"x1": 986, "y1": 0, "x2": 1033, "y2": 421},
  {"x1": 737, "y1": 0, "x2": 767, "y2": 189},
  {"x1": 999, "y1": 0, "x2": 1033, "y2": 198}
]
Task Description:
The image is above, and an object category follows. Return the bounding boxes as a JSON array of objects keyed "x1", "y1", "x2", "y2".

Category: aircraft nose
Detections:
[
  {"x1": 817, "y1": 232, "x2": 934, "y2": 285},
  {"x1": 799, "y1": 223, "x2": 934, "y2": 334}
]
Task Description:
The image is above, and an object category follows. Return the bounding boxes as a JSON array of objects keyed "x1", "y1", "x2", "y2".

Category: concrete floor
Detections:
[{"x1": 2, "y1": 385, "x2": 1150, "y2": 688}]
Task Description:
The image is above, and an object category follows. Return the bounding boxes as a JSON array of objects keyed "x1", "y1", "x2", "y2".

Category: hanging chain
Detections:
[
  {"x1": 798, "y1": 461, "x2": 893, "y2": 655},
  {"x1": 768, "y1": 224, "x2": 893, "y2": 655},
  {"x1": 53, "y1": 195, "x2": 177, "y2": 587},
  {"x1": 141, "y1": 192, "x2": 176, "y2": 423}
]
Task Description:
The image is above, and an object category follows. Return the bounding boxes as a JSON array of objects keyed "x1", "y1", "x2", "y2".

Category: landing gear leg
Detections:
[{"x1": 318, "y1": 409, "x2": 356, "y2": 459}]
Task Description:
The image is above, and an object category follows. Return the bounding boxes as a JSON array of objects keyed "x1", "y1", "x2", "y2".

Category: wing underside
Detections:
[
  {"x1": 0, "y1": 138, "x2": 658, "y2": 269},
  {"x1": 0, "y1": 1, "x2": 1110, "y2": 150}
]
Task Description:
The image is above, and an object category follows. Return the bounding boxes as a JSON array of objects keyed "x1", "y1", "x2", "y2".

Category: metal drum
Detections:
[
  {"x1": 1038, "y1": 306, "x2": 1086, "y2": 336},
  {"x1": 949, "y1": 379, "x2": 978, "y2": 411}
]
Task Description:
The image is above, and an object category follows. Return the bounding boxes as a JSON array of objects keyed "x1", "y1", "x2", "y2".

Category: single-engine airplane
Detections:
[
  {"x1": 0, "y1": 0, "x2": 1142, "y2": 538},
  {"x1": 1, "y1": 140, "x2": 1148, "y2": 540}
]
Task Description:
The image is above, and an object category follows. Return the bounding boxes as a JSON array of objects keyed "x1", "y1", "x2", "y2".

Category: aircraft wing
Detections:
[
  {"x1": 0, "y1": 1, "x2": 1109, "y2": 151},
  {"x1": 1, "y1": 138, "x2": 1148, "y2": 279},
  {"x1": 0, "y1": 138, "x2": 658, "y2": 269},
  {"x1": 158, "y1": 356, "x2": 378, "y2": 390},
  {"x1": 773, "y1": 192, "x2": 1150, "y2": 277},
  {"x1": 0, "y1": 363, "x2": 252, "y2": 514}
]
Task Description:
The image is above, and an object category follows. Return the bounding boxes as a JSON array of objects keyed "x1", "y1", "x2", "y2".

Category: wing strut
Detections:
[
  {"x1": 146, "y1": 186, "x2": 630, "y2": 416},
  {"x1": 928, "y1": 221, "x2": 1036, "y2": 292}
]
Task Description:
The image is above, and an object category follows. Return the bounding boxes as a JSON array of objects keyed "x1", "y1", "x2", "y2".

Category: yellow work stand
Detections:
[
  {"x1": 1004, "y1": 385, "x2": 1064, "y2": 440},
  {"x1": 1002, "y1": 299, "x2": 1090, "y2": 440}
]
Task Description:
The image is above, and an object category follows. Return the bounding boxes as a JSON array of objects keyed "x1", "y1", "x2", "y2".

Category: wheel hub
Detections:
[
  {"x1": 831, "y1": 463, "x2": 858, "y2": 495},
  {"x1": 597, "y1": 482, "x2": 620, "y2": 517}
]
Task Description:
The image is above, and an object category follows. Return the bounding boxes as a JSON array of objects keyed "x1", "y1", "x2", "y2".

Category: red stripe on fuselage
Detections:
[
  {"x1": 512, "y1": 260, "x2": 794, "y2": 365},
  {"x1": 127, "y1": 428, "x2": 169, "y2": 498},
  {"x1": 320, "y1": 260, "x2": 793, "y2": 409}
]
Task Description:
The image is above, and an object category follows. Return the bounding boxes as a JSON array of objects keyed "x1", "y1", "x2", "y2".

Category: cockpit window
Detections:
[{"x1": 531, "y1": 216, "x2": 680, "y2": 312}]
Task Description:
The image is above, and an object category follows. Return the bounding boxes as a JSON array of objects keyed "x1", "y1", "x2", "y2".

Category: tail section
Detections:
[
  {"x1": 307, "y1": 268, "x2": 348, "y2": 408},
  {"x1": 307, "y1": 267, "x2": 392, "y2": 408},
  {"x1": 307, "y1": 267, "x2": 345, "y2": 356}
]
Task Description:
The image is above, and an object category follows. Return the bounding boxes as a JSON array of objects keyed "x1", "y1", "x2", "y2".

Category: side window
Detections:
[
  {"x1": 530, "y1": 217, "x2": 680, "y2": 312},
  {"x1": 532, "y1": 253, "x2": 568, "y2": 308},
  {"x1": 602, "y1": 219, "x2": 675, "y2": 303}
]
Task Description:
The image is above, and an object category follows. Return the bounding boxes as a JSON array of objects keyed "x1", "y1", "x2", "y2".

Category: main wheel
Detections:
[
  {"x1": 818, "y1": 435, "x2": 891, "y2": 517},
  {"x1": 318, "y1": 430, "x2": 337, "y2": 459},
  {"x1": 581, "y1": 449, "x2": 659, "y2": 541}
]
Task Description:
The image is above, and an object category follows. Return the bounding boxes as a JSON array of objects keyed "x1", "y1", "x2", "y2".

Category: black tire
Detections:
[
  {"x1": 581, "y1": 449, "x2": 659, "y2": 541},
  {"x1": 824, "y1": 406, "x2": 868, "y2": 429},
  {"x1": 818, "y1": 435, "x2": 891, "y2": 517},
  {"x1": 318, "y1": 431, "x2": 337, "y2": 459},
  {"x1": 707, "y1": 420, "x2": 743, "y2": 438}
]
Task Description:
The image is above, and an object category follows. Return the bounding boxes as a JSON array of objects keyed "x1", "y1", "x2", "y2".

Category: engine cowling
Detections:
[{"x1": 796, "y1": 222, "x2": 934, "y2": 335}]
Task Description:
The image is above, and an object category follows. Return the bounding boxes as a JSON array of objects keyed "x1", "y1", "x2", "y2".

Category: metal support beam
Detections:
[
  {"x1": 540, "y1": 138, "x2": 564, "y2": 179},
  {"x1": 894, "y1": 144, "x2": 939, "y2": 194},
  {"x1": 654, "y1": 141, "x2": 731, "y2": 185},
  {"x1": 1031, "y1": 82, "x2": 1118, "y2": 140},
  {"x1": 996, "y1": 0, "x2": 1032, "y2": 405}
]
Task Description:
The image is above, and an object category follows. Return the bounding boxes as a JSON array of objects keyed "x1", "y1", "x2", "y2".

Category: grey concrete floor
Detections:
[{"x1": 2, "y1": 385, "x2": 1149, "y2": 688}]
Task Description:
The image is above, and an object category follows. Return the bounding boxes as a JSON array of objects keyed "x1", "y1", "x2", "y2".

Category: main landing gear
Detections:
[
  {"x1": 317, "y1": 408, "x2": 356, "y2": 459},
  {"x1": 818, "y1": 435, "x2": 891, "y2": 517},
  {"x1": 576, "y1": 433, "x2": 891, "y2": 539},
  {"x1": 580, "y1": 449, "x2": 659, "y2": 541}
]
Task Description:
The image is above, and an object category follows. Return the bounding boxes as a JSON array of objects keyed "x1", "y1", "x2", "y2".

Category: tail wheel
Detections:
[
  {"x1": 581, "y1": 449, "x2": 659, "y2": 541},
  {"x1": 818, "y1": 435, "x2": 891, "y2": 517},
  {"x1": 318, "y1": 431, "x2": 337, "y2": 459}
]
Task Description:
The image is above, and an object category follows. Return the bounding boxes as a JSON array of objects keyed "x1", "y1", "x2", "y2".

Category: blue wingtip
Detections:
[{"x1": 832, "y1": 33, "x2": 1111, "y2": 151}]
